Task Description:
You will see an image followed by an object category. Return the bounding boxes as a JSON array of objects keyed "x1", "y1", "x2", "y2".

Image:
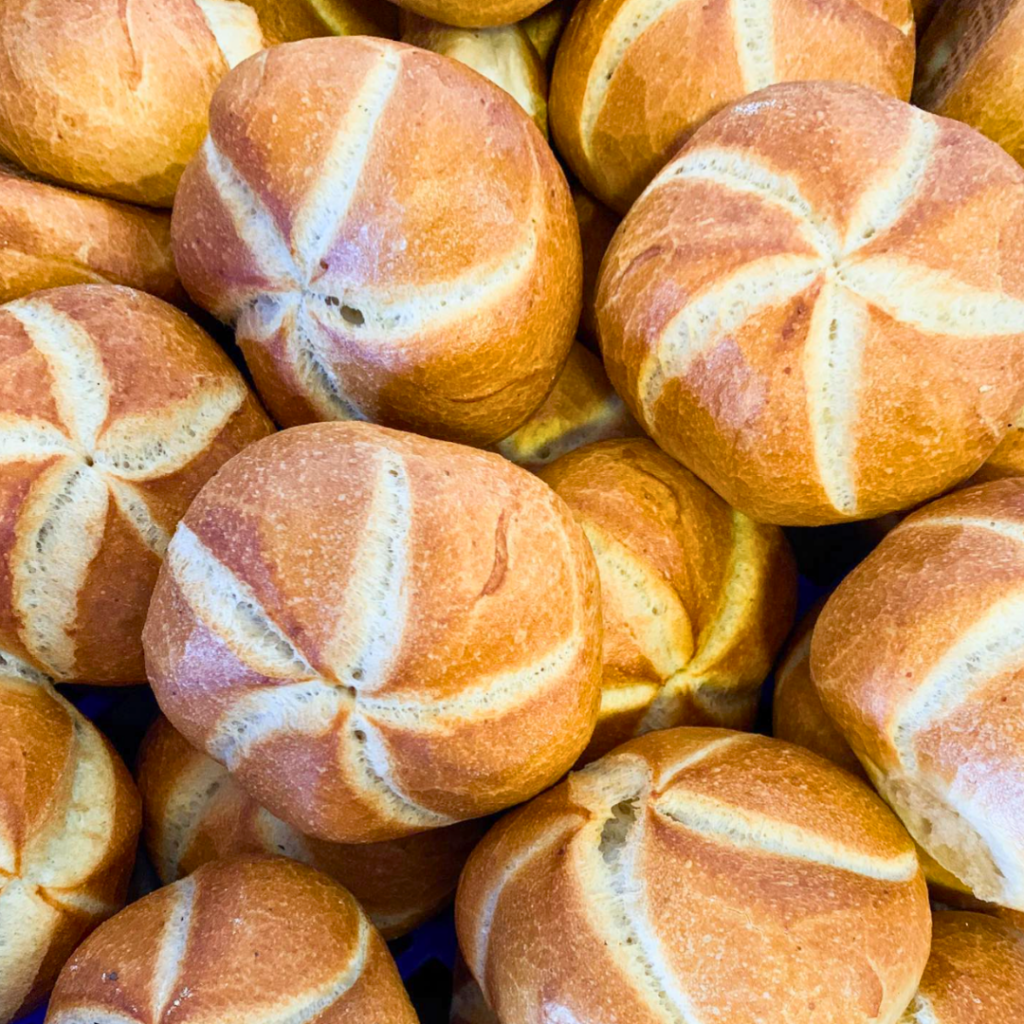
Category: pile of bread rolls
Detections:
[{"x1": 2, "y1": 1, "x2": 1024, "y2": 1022}]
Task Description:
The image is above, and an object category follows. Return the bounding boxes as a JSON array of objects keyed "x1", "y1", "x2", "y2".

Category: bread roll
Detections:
[
  {"x1": 171, "y1": 37, "x2": 581, "y2": 447},
  {"x1": 812, "y1": 479, "x2": 1024, "y2": 910},
  {"x1": 773, "y1": 603, "x2": 867, "y2": 780},
  {"x1": 915, "y1": 1, "x2": 1024, "y2": 167},
  {"x1": 538, "y1": 438, "x2": 796, "y2": 760},
  {"x1": 494, "y1": 343, "x2": 641, "y2": 471},
  {"x1": 0, "y1": 162, "x2": 181, "y2": 304},
  {"x1": 245, "y1": 0, "x2": 397, "y2": 42},
  {"x1": 387, "y1": 1, "x2": 549, "y2": 28},
  {"x1": 456, "y1": 728, "x2": 931, "y2": 1024},
  {"x1": 521, "y1": 0, "x2": 575, "y2": 65},
  {"x1": 599, "y1": 81, "x2": 1024, "y2": 526},
  {"x1": 143, "y1": 422, "x2": 602, "y2": 843},
  {"x1": 0, "y1": 0, "x2": 265, "y2": 208},
  {"x1": 900, "y1": 912, "x2": 1024, "y2": 1023},
  {"x1": 138, "y1": 716, "x2": 487, "y2": 939},
  {"x1": 400, "y1": 14, "x2": 548, "y2": 133},
  {"x1": 971, "y1": 405, "x2": 1024, "y2": 485},
  {"x1": 572, "y1": 186, "x2": 618, "y2": 349},
  {"x1": 44, "y1": 856, "x2": 418, "y2": 1024},
  {"x1": 0, "y1": 672, "x2": 141, "y2": 1024},
  {"x1": 550, "y1": 0, "x2": 915, "y2": 212},
  {"x1": 0, "y1": 285, "x2": 273, "y2": 685}
]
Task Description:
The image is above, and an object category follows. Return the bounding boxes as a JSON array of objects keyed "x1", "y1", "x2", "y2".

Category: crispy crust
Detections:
[
  {"x1": 598, "y1": 81, "x2": 1024, "y2": 525},
  {"x1": 171, "y1": 36, "x2": 580, "y2": 446},
  {"x1": 550, "y1": 0, "x2": 915, "y2": 211},
  {"x1": 143, "y1": 421, "x2": 602, "y2": 843},
  {"x1": 0, "y1": 673, "x2": 140, "y2": 1024},
  {"x1": 45, "y1": 856, "x2": 419, "y2": 1024},
  {"x1": 0, "y1": 284, "x2": 273, "y2": 684},
  {"x1": 137, "y1": 716, "x2": 487, "y2": 939},
  {"x1": 0, "y1": 164, "x2": 182, "y2": 304},
  {"x1": 812, "y1": 479, "x2": 1024, "y2": 908},
  {"x1": 0, "y1": 0, "x2": 265, "y2": 207},
  {"x1": 456, "y1": 728, "x2": 931, "y2": 1024},
  {"x1": 539, "y1": 437, "x2": 796, "y2": 759}
]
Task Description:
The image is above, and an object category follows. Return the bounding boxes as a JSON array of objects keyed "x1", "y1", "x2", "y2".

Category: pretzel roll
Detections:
[
  {"x1": 599, "y1": 81, "x2": 1024, "y2": 526},
  {"x1": 171, "y1": 37, "x2": 580, "y2": 446},
  {"x1": 0, "y1": 673, "x2": 141, "y2": 1024},
  {"x1": 494, "y1": 343, "x2": 641, "y2": 471},
  {"x1": 45, "y1": 856, "x2": 418, "y2": 1024},
  {"x1": 0, "y1": 0, "x2": 265, "y2": 208},
  {"x1": 971, "y1": 406, "x2": 1024, "y2": 484},
  {"x1": 400, "y1": 15, "x2": 548, "y2": 133},
  {"x1": 0, "y1": 163, "x2": 181, "y2": 305},
  {"x1": 572, "y1": 186, "x2": 619, "y2": 349},
  {"x1": 550, "y1": 0, "x2": 915, "y2": 213},
  {"x1": 812, "y1": 479, "x2": 1024, "y2": 909},
  {"x1": 915, "y1": 1, "x2": 1024, "y2": 167},
  {"x1": 538, "y1": 438, "x2": 795, "y2": 760},
  {"x1": 144, "y1": 422, "x2": 602, "y2": 843},
  {"x1": 522, "y1": 0, "x2": 575, "y2": 65},
  {"x1": 0, "y1": 285, "x2": 273, "y2": 685},
  {"x1": 387, "y1": 1, "x2": 549, "y2": 28},
  {"x1": 901, "y1": 913, "x2": 1024, "y2": 1023},
  {"x1": 457, "y1": 728, "x2": 931, "y2": 1024},
  {"x1": 245, "y1": 0, "x2": 397, "y2": 42},
  {"x1": 773, "y1": 603, "x2": 867, "y2": 780},
  {"x1": 138, "y1": 716, "x2": 487, "y2": 938}
]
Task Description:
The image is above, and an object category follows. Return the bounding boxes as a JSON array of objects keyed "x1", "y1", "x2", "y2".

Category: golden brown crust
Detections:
[
  {"x1": 901, "y1": 912, "x2": 1024, "y2": 1023},
  {"x1": 550, "y1": 0, "x2": 915, "y2": 212},
  {"x1": 494, "y1": 343, "x2": 641, "y2": 471},
  {"x1": 45, "y1": 856, "x2": 419, "y2": 1024},
  {"x1": 400, "y1": 14, "x2": 549, "y2": 133},
  {"x1": 389, "y1": 1, "x2": 549, "y2": 28},
  {"x1": 171, "y1": 36, "x2": 581, "y2": 446},
  {"x1": 244, "y1": 0, "x2": 398, "y2": 42},
  {"x1": 914, "y1": 1, "x2": 1024, "y2": 165},
  {"x1": 143, "y1": 421, "x2": 602, "y2": 843},
  {"x1": 0, "y1": 0, "x2": 265, "y2": 207},
  {"x1": 0, "y1": 284, "x2": 273, "y2": 685},
  {"x1": 0, "y1": 672, "x2": 140, "y2": 1024},
  {"x1": 0, "y1": 164, "x2": 182, "y2": 304},
  {"x1": 456, "y1": 728, "x2": 931, "y2": 1024},
  {"x1": 521, "y1": 0, "x2": 575, "y2": 65},
  {"x1": 970, "y1": 404, "x2": 1024, "y2": 484},
  {"x1": 539, "y1": 438, "x2": 796, "y2": 760},
  {"x1": 812, "y1": 479, "x2": 1024, "y2": 909},
  {"x1": 598, "y1": 81, "x2": 1024, "y2": 526},
  {"x1": 773, "y1": 603, "x2": 867, "y2": 780},
  {"x1": 137, "y1": 716, "x2": 487, "y2": 939},
  {"x1": 572, "y1": 186, "x2": 619, "y2": 349}
]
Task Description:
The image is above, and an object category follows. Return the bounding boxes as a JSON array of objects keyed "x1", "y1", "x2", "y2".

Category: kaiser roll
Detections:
[
  {"x1": 572, "y1": 186, "x2": 618, "y2": 349},
  {"x1": 44, "y1": 856, "x2": 419, "y2": 1024},
  {"x1": 0, "y1": 672, "x2": 141, "y2": 1024},
  {"x1": 400, "y1": 14, "x2": 549, "y2": 133},
  {"x1": 0, "y1": 0, "x2": 266, "y2": 208},
  {"x1": 537, "y1": 438, "x2": 796, "y2": 760},
  {"x1": 550, "y1": 0, "x2": 915, "y2": 212},
  {"x1": 494, "y1": 343, "x2": 641, "y2": 471},
  {"x1": 773, "y1": 603, "x2": 868, "y2": 780},
  {"x1": 244, "y1": 0, "x2": 398, "y2": 42},
  {"x1": 456, "y1": 728, "x2": 931, "y2": 1024},
  {"x1": 915, "y1": 0, "x2": 1024, "y2": 166},
  {"x1": 171, "y1": 36, "x2": 581, "y2": 446},
  {"x1": 900, "y1": 912, "x2": 1024, "y2": 1023},
  {"x1": 0, "y1": 284, "x2": 273, "y2": 685},
  {"x1": 137, "y1": 716, "x2": 487, "y2": 939},
  {"x1": 385, "y1": 1, "x2": 550, "y2": 29},
  {"x1": 812, "y1": 479, "x2": 1024, "y2": 910},
  {"x1": 143, "y1": 422, "x2": 602, "y2": 844},
  {"x1": 0, "y1": 162, "x2": 181, "y2": 304},
  {"x1": 598, "y1": 81, "x2": 1024, "y2": 526}
]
